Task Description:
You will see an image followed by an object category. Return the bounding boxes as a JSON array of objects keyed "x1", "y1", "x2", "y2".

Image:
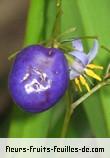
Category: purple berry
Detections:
[{"x1": 8, "y1": 45, "x2": 69, "y2": 112}]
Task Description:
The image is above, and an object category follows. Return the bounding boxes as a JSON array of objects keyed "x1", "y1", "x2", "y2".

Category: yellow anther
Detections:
[
  {"x1": 85, "y1": 68, "x2": 102, "y2": 81},
  {"x1": 87, "y1": 64, "x2": 103, "y2": 70},
  {"x1": 75, "y1": 78, "x2": 82, "y2": 92},
  {"x1": 79, "y1": 75, "x2": 91, "y2": 92}
]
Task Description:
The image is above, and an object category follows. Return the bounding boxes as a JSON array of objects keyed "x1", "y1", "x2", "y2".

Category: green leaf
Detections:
[
  {"x1": 24, "y1": 0, "x2": 45, "y2": 45},
  {"x1": 9, "y1": 106, "x2": 52, "y2": 137},
  {"x1": 74, "y1": 0, "x2": 110, "y2": 137},
  {"x1": 60, "y1": 0, "x2": 92, "y2": 137},
  {"x1": 60, "y1": 0, "x2": 110, "y2": 137},
  {"x1": 44, "y1": 0, "x2": 56, "y2": 39},
  {"x1": 48, "y1": 94, "x2": 78, "y2": 138}
]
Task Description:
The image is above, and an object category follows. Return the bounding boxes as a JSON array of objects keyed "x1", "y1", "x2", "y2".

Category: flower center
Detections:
[{"x1": 74, "y1": 63, "x2": 103, "y2": 92}]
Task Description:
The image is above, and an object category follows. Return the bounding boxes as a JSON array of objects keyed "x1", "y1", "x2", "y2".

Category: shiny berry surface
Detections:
[{"x1": 8, "y1": 45, "x2": 69, "y2": 112}]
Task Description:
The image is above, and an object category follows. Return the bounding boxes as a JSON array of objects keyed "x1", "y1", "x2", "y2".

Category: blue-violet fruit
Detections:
[{"x1": 8, "y1": 45, "x2": 69, "y2": 112}]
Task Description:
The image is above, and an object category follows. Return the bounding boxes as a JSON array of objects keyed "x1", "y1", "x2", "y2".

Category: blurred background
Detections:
[
  {"x1": 0, "y1": 0, "x2": 110, "y2": 138},
  {"x1": 0, "y1": 0, "x2": 29, "y2": 136}
]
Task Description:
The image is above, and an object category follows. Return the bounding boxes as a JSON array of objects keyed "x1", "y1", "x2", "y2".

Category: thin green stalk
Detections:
[
  {"x1": 50, "y1": 0, "x2": 62, "y2": 47},
  {"x1": 8, "y1": 51, "x2": 19, "y2": 60},
  {"x1": 71, "y1": 80, "x2": 110, "y2": 112},
  {"x1": 60, "y1": 79, "x2": 110, "y2": 137},
  {"x1": 101, "y1": 45, "x2": 110, "y2": 53},
  {"x1": 60, "y1": 108, "x2": 72, "y2": 138},
  {"x1": 52, "y1": 0, "x2": 62, "y2": 38},
  {"x1": 60, "y1": 90, "x2": 72, "y2": 138}
]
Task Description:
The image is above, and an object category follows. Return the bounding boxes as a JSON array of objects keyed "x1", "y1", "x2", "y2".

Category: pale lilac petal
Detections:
[
  {"x1": 69, "y1": 69, "x2": 80, "y2": 79},
  {"x1": 87, "y1": 39, "x2": 99, "y2": 63},
  {"x1": 69, "y1": 51, "x2": 88, "y2": 65},
  {"x1": 72, "y1": 39, "x2": 83, "y2": 51},
  {"x1": 71, "y1": 60, "x2": 85, "y2": 73}
]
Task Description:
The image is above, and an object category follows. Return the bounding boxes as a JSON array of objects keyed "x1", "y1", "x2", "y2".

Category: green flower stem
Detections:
[
  {"x1": 51, "y1": 0, "x2": 62, "y2": 46},
  {"x1": 60, "y1": 35, "x2": 98, "y2": 43},
  {"x1": 60, "y1": 106, "x2": 72, "y2": 138},
  {"x1": 101, "y1": 45, "x2": 110, "y2": 54},
  {"x1": 56, "y1": 27, "x2": 76, "y2": 40},
  {"x1": 60, "y1": 91, "x2": 73, "y2": 138},
  {"x1": 71, "y1": 79, "x2": 110, "y2": 112},
  {"x1": 74, "y1": 35, "x2": 98, "y2": 40},
  {"x1": 60, "y1": 87, "x2": 73, "y2": 138},
  {"x1": 8, "y1": 51, "x2": 19, "y2": 60},
  {"x1": 61, "y1": 79, "x2": 110, "y2": 137}
]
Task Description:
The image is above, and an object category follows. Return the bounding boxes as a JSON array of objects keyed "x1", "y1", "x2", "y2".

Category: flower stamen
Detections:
[
  {"x1": 87, "y1": 64, "x2": 103, "y2": 70},
  {"x1": 75, "y1": 78, "x2": 82, "y2": 92},
  {"x1": 83, "y1": 74, "x2": 94, "y2": 86},
  {"x1": 85, "y1": 68, "x2": 102, "y2": 81},
  {"x1": 79, "y1": 75, "x2": 91, "y2": 92}
]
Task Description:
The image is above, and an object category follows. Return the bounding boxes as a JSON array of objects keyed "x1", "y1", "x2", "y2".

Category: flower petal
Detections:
[
  {"x1": 69, "y1": 68, "x2": 80, "y2": 79},
  {"x1": 69, "y1": 51, "x2": 88, "y2": 65},
  {"x1": 72, "y1": 39, "x2": 83, "y2": 51},
  {"x1": 87, "y1": 39, "x2": 99, "y2": 63}
]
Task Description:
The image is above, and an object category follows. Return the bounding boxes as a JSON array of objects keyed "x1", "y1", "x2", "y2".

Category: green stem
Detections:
[
  {"x1": 75, "y1": 35, "x2": 98, "y2": 40},
  {"x1": 60, "y1": 35, "x2": 98, "y2": 43},
  {"x1": 8, "y1": 51, "x2": 19, "y2": 60},
  {"x1": 61, "y1": 79, "x2": 110, "y2": 137},
  {"x1": 101, "y1": 45, "x2": 110, "y2": 53},
  {"x1": 51, "y1": 0, "x2": 62, "y2": 46},
  {"x1": 60, "y1": 90, "x2": 72, "y2": 138},
  {"x1": 60, "y1": 107, "x2": 72, "y2": 138},
  {"x1": 71, "y1": 80, "x2": 110, "y2": 112}
]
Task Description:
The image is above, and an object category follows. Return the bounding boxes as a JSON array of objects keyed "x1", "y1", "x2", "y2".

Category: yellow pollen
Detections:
[
  {"x1": 75, "y1": 78, "x2": 82, "y2": 92},
  {"x1": 79, "y1": 75, "x2": 91, "y2": 92},
  {"x1": 85, "y1": 68, "x2": 102, "y2": 81},
  {"x1": 87, "y1": 64, "x2": 103, "y2": 70}
]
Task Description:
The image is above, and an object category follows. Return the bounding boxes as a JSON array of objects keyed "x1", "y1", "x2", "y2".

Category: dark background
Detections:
[{"x1": 0, "y1": 0, "x2": 29, "y2": 118}]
